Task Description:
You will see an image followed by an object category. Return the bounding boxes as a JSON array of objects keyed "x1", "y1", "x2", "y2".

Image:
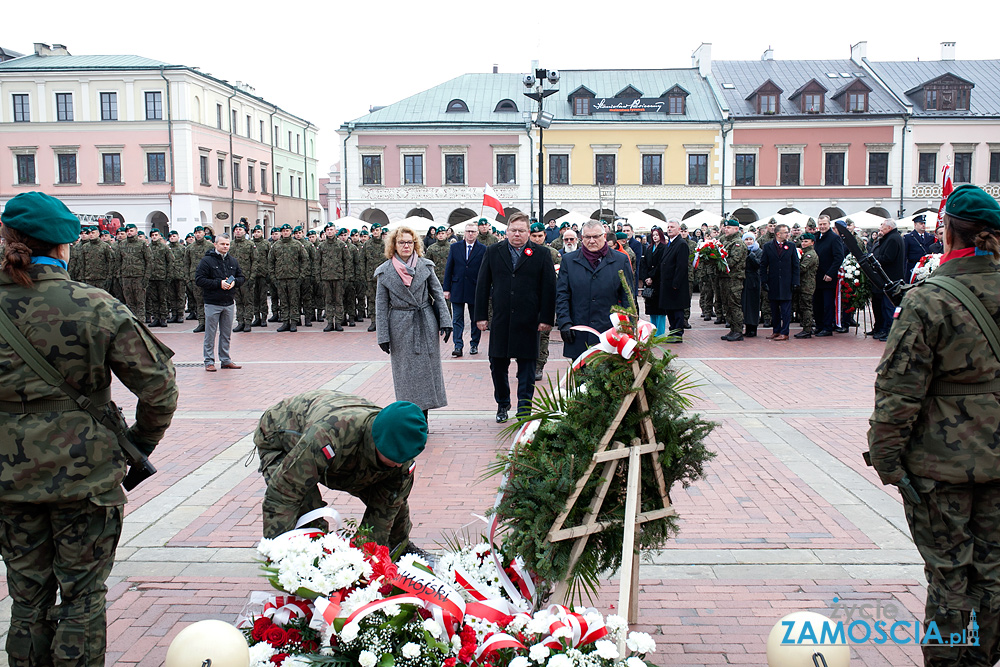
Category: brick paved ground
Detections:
[{"x1": 0, "y1": 305, "x2": 933, "y2": 665}]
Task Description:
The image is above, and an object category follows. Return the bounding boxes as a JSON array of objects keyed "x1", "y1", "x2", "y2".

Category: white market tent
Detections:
[
  {"x1": 553, "y1": 210, "x2": 591, "y2": 228},
  {"x1": 838, "y1": 210, "x2": 889, "y2": 230},
  {"x1": 682, "y1": 210, "x2": 726, "y2": 229},
  {"x1": 329, "y1": 215, "x2": 365, "y2": 230},
  {"x1": 450, "y1": 216, "x2": 507, "y2": 232},
  {"x1": 765, "y1": 211, "x2": 815, "y2": 229},
  {"x1": 621, "y1": 210, "x2": 664, "y2": 232},
  {"x1": 894, "y1": 211, "x2": 938, "y2": 232},
  {"x1": 386, "y1": 216, "x2": 439, "y2": 234}
]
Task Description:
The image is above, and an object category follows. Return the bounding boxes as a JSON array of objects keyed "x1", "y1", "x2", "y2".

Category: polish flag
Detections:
[
  {"x1": 937, "y1": 164, "x2": 953, "y2": 229},
  {"x1": 483, "y1": 184, "x2": 505, "y2": 217}
]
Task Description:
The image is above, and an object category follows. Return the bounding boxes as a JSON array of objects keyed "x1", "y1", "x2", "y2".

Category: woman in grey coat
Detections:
[{"x1": 374, "y1": 225, "x2": 452, "y2": 415}]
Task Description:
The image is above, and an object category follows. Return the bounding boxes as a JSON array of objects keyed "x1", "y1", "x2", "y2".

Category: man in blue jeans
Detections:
[
  {"x1": 195, "y1": 233, "x2": 246, "y2": 371},
  {"x1": 442, "y1": 222, "x2": 486, "y2": 357}
]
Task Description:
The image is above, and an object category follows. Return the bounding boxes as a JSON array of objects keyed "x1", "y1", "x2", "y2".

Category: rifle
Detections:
[
  {"x1": 834, "y1": 221, "x2": 906, "y2": 306},
  {"x1": 862, "y1": 451, "x2": 921, "y2": 504}
]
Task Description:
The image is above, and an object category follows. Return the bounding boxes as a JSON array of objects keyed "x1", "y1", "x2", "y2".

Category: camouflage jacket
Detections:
[
  {"x1": 148, "y1": 240, "x2": 172, "y2": 281},
  {"x1": 477, "y1": 232, "x2": 497, "y2": 247},
  {"x1": 119, "y1": 236, "x2": 153, "y2": 280},
  {"x1": 251, "y1": 241, "x2": 270, "y2": 279},
  {"x1": 721, "y1": 233, "x2": 748, "y2": 280},
  {"x1": 349, "y1": 242, "x2": 363, "y2": 282},
  {"x1": 185, "y1": 238, "x2": 213, "y2": 280},
  {"x1": 303, "y1": 241, "x2": 319, "y2": 280},
  {"x1": 80, "y1": 238, "x2": 114, "y2": 281},
  {"x1": 0, "y1": 265, "x2": 178, "y2": 505},
  {"x1": 868, "y1": 256, "x2": 1000, "y2": 485},
  {"x1": 799, "y1": 248, "x2": 818, "y2": 293},
  {"x1": 363, "y1": 238, "x2": 385, "y2": 281},
  {"x1": 424, "y1": 240, "x2": 451, "y2": 283},
  {"x1": 167, "y1": 241, "x2": 187, "y2": 280},
  {"x1": 68, "y1": 240, "x2": 84, "y2": 280},
  {"x1": 255, "y1": 390, "x2": 414, "y2": 543},
  {"x1": 550, "y1": 237, "x2": 564, "y2": 252},
  {"x1": 269, "y1": 236, "x2": 308, "y2": 280},
  {"x1": 318, "y1": 238, "x2": 349, "y2": 280},
  {"x1": 342, "y1": 240, "x2": 356, "y2": 281},
  {"x1": 230, "y1": 237, "x2": 255, "y2": 280}
]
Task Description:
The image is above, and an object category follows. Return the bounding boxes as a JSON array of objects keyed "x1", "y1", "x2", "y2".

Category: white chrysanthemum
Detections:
[
  {"x1": 422, "y1": 618, "x2": 443, "y2": 638},
  {"x1": 398, "y1": 553, "x2": 430, "y2": 569},
  {"x1": 281, "y1": 658, "x2": 312, "y2": 667},
  {"x1": 529, "y1": 644, "x2": 550, "y2": 663},
  {"x1": 339, "y1": 622, "x2": 360, "y2": 643},
  {"x1": 526, "y1": 615, "x2": 551, "y2": 634},
  {"x1": 626, "y1": 631, "x2": 656, "y2": 653},
  {"x1": 510, "y1": 657, "x2": 531, "y2": 667},
  {"x1": 451, "y1": 634, "x2": 462, "y2": 651},
  {"x1": 340, "y1": 582, "x2": 383, "y2": 616},
  {"x1": 547, "y1": 654, "x2": 573, "y2": 667},
  {"x1": 625, "y1": 657, "x2": 645, "y2": 667},
  {"x1": 593, "y1": 640, "x2": 620, "y2": 660},
  {"x1": 358, "y1": 650, "x2": 378, "y2": 667},
  {"x1": 402, "y1": 642, "x2": 421, "y2": 659},
  {"x1": 507, "y1": 614, "x2": 530, "y2": 633},
  {"x1": 551, "y1": 626, "x2": 573, "y2": 639},
  {"x1": 248, "y1": 641, "x2": 276, "y2": 667},
  {"x1": 604, "y1": 614, "x2": 628, "y2": 641}
]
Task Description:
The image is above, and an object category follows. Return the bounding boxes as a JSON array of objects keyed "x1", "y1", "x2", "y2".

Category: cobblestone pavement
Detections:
[{"x1": 0, "y1": 307, "x2": 930, "y2": 665}]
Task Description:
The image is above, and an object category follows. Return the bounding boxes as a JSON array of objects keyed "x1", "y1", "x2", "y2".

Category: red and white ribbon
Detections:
[
  {"x1": 263, "y1": 595, "x2": 313, "y2": 625},
  {"x1": 343, "y1": 594, "x2": 425, "y2": 627},
  {"x1": 475, "y1": 632, "x2": 527, "y2": 660},
  {"x1": 835, "y1": 267, "x2": 845, "y2": 328},
  {"x1": 536, "y1": 605, "x2": 608, "y2": 649},
  {"x1": 390, "y1": 561, "x2": 467, "y2": 621},
  {"x1": 571, "y1": 312, "x2": 657, "y2": 369}
]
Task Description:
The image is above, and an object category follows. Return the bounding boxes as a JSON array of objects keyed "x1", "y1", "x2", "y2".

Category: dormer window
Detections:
[
  {"x1": 847, "y1": 91, "x2": 867, "y2": 112},
  {"x1": 912, "y1": 74, "x2": 974, "y2": 111},
  {"x1": 616, "y1": 85, "x2": 642, "y2": 100},
  {"x1": 747, "y1": 80, "x2": 783, "y2": 115},
  {"x1": 446, "y1": 99, "x2": 469, "y2": 113},
  {"x1": 662, "y1": 85, "x2": 689, "y2": 115},
  {"x1": 494, "y1": 99, "x2": 518, "y2": 112},
  {"x1": 568, "y1": 86, "x2": 596, "y2": 116},
  {"x1": 788, "y1": 79, "x2": 828, "y2": 114},
  {"x1": 832, "y1": 78, "x2": 872, "y2": 113},
  {"x1": 759, "y1": 94, "x2": 777, "y2": 114},
  {"x1": 804, "y1": 94, "x2": 822, "y2": 112}
]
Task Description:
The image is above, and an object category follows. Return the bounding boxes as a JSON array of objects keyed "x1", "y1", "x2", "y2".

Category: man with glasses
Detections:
[
  {"x1": 475, "y1": 213, "x2": 556, "y2": 422},
  {"x1": 443, "y1": 222, "x2": 486, "y2": 357}
]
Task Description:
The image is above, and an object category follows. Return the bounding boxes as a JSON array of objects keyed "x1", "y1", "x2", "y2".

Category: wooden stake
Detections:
[{"x1": 618, "y1": 445, "x2": 642, "y2": 624}]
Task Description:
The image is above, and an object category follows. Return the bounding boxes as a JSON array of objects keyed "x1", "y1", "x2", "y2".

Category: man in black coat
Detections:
[
  {"x1": 758, "y1": 223, "x2": 800, "y2": 340},
  {"x1": 812, "y1": 215, "x2": 846, "y2": 337},
  {"x1": 871, "y1": 219, "x2": 905, "y2": 341},
  {"x1": 657, "y1": 220, "x2": 690, "y2": 339},
  {"x1": 475, "y1": 213, "x2": 557, "y2": 423},
  {"x1": 903, "y1": 214, "x2": 936, "y2": 278},
  {"x1": 443, "y1": 222, "x2": 486, "y2": 357},
  {"x1": 195, "y1": 233, "x2": 246, "y2": 371}
]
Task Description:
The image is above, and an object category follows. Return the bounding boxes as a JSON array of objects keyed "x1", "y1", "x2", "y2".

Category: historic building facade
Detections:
[{"x1": 0, "y1": 43, "x2": 320, "y2": 234}]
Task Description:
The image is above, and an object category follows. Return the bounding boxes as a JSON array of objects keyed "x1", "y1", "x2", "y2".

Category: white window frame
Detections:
[
  {"x1": 441, "y1": 145, "x2": 469, "y2": 186},
  {"x1": 492, "y1": 144, "x2": 519, "y2": 185},
  {"x1": 732, "y1": 144, "x2": 761, "y2": 187},
  {"x1": 143, "y1": 90, "x2": 164, "y2": 121},
  {"x1": 54, "y1": 91, "x2": 74, "y2": 122},
  {"x1": 591, "y1": 144, "x2": 621, "y2": 186},
  {"x1": 820, "y1": 143, "x2": 850, "y2": 187},
  {"x1": 51, "y1": 145, "x2": 80, "y2": 186},
  {"x1": 776, "y1": 144, "x2": 806, "y2": 187},
  {"x1": 398, "y1": 146, "x2": 428, "y2": 186},
  {"x1": 684, "y1": 143, "x2": 714, "y2": 186},
  {"x1": 637, "y1": 144, "x2": 667, "y2": 186},
  {"x1": 11, "y1": 146, "x2": 38, "y2": 185},
  {"x1": 864, "y1": 143, "x2": 894, "y2": 187},
  {"x1": 96, "y1": 144, "x2": 125, "y2": 184},
  {"x1": 915, "y1": 143, "x2": 942, "y2": 184},
  {"x1": 99, "y1": 91, "x2": 119, "y2": 121},
  {"x1": 359, "y1": 146, "x2": 385, "y2": 187}
]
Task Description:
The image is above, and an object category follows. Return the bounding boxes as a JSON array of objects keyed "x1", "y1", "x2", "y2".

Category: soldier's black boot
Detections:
[
  {"x1": 323, "y1": 321, "x2": 336, "y2": 332},
  {"x1": 303, "y1": 315, "x2": 313, "y2": 327},
  {"x1": 258, "y1": 314, "x2": 268, "y2": 328},
  {"x1": 150, "y1": 318, "x2": 161, "y2": 327},
  {"x1": 186, "y1": 312, "x2": 197, "y2": 320},
  {"x1": 713, "y1": 316, "x2": 726, "y2": 325},
  {"x1": 192, "y1": 323, "x2": 205, "y2": 333},
  {"x1": 367, "y1": 321, "x2": 376, "y2": 332},
  {"x1": 233, "y1": 323, "x2": 245, "y2": 332},
  {"x1": 723, "y1": 330, "x2": 744, "y2": 342},
  {"x1": 267, "y1": 313, "x2": 280, "y2": 322},
  {"x1": 348, "y1": 318, "x2": 356, "y2": 327},
  {"x1": 794, "y1": 328, "x2": 813, "y2": 339},
  {"x1": 276, "y1": 322, "x2": 291, "y2": 332},
  {"x1": 314, "y1": 310, "x2": 323, "y2": 322},
  {"x1": 251, "y1": 316, "x2": 261, "y2": 327},
  {"x1": 241, "y1": 321, "x2": 252, "y2": 332},
  {"x1": 336, "y1": 321, "x2": 345, "y2": 332},
  {"x1": 289, "y1": 321, "x2": 298, "y2": 332}
]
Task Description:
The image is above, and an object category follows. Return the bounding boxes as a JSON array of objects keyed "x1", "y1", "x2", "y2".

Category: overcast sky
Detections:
[{"x1": 6, "y1": 0, "x2": 995, "y2": 176}]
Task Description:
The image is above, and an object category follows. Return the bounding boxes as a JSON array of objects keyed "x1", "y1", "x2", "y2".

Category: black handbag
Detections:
[{"x1": 641, "y1": 286, "x2": 654, "y2": 299}]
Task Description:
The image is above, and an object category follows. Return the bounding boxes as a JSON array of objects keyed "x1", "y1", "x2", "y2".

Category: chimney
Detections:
[
  {"x1": 941, "y1": 41, "x2": 956, "y2": 60},
  {"x1": 34, "y1": 42, "x2": 51, "y2": 56},
  {"x1": 692, "y1": 43, "x2": 712, "y2": 77},
  {"x1": 50, "y1": 44, "x2": 70, "y2": 55},
  {"x1": 493, "y1": 64, "x2": 498, "y2": 74},
  {"x1": 850, "y1": 40, "x2": 867, "y2": 64},
  {"x1": 761, "y1": 47, "x2": 774, "y2": 61}
]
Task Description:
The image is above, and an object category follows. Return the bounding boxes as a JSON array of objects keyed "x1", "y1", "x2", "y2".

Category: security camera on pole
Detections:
[{"x1": 524, "y1": 67, "x2": 559, "y2": 222}]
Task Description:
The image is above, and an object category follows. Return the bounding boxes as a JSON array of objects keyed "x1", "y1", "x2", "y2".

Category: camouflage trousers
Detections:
[
  {"x1": 356, "y1": 280, "x2": 367, "y2": 318},
  {"x1": 344, "y1": 281, "x2": 357, "y2": 323},
  {"x1": 367, "y1": 280, "x2": 377, "y2": 321},
  {"x1": 712, "y1": 273, "x2": 724, "y2": 320},
  {"x1": 234, "y1": 282, "x2": 253, "y2": 326},
  {"x1": 300, "y1": 278, "x2": 315, "y2": 321},
  {"x1": 798, "y1": 289, "x2": 815, "y2": 332},
  {"x1": 275, "y1": 279, "x2": 300, "y2": 324},
  {"x1": 904, "y1": 478, "x2": 1000, "y2": 667},
  {"x1": 699, "y1": 274, "x2": 714, "y2": 316},
  {"x1": 537, "y1": 329, "x2": 550, "y2": 373},
  {"x1": 719, "y1": 276, "x2": 744, "y2": 334},
  {"x1": 322, "y1": 279, "x2": 345, "y2": 324},
  {"x1": 760, "y1": 291, "x2": 772, "y2": 324},
  {"x1": 147, "y1": 279, "x2": 169, "y2": 322},
  {"x1": 0, "y1": 500, "x2": 123, "y2": 667},
  {"x1": 121, "y1": 279, "x2": 146, "y2": 320},
  {"x1": 250, "y1": 277, "x2": 269, "y2": 320},
  {"x1": 168, "y1": 279, "x2": 186, "y2": 319}
]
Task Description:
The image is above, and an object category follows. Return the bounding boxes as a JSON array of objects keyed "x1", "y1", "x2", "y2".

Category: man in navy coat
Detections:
[
  {"x1": 903, "y1": 214, "x2": 935, "y2": 278},
  {"x1": 812, "y1": 215, "x2": 846, "y2": 337},
  {"x1": 758, "y1": 223, "x2": 800, "y2": 340},
  {"x1": 475, "y1": 213, "x2": 557, "y2": 423},
  {"x1": 443, "y1": 221, "x2": 486, "y2": 357}
]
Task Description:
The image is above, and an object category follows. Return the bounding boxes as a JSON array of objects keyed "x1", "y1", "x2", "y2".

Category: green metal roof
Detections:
[
  {"x1": 0, "y1": 54, "x2": 174, "y2": 70},
  {"x1": 343, "y1": 69, "x2": 723, "y2": 129}
]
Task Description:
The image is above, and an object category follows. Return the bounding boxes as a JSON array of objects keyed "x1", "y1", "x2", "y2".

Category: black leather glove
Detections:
[
  {"x1": 560, "y1": 328, "x2": 576, "y2": 345},
  {"x1": 440, "y1": 328, "x2": 452, "y2": 344},
  {"x1": 379, "y1": 342, "x2": 391, "y2": 354}
]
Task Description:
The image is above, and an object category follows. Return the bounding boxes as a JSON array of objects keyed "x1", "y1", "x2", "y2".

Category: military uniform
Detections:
[
  {"x1": 250, "y1": 236, "x2": 271, "y2": 326},
  {"x1": 698, "y1": 252, "x2": 715, "y2": 320},
  {"x1": 352, "y1": 240, "x2": 366, "y2": 322},
  {"x1": 797, "y1": 246, "x2": 818, "y2": 335},
  {"x1": 295, "y1": 233, "x2": 316, "y2": 326},
  {"x1": 0, "y1": 259, "x2": 177, "y2": 667},
  {"x1": 166, "y1": 239, "x2": 187, "y2": 323},
  {"x1": 318, "y1": 235, "x2": 349, "y2": 331},
  {"x1": 425, "y1": 238, "x2": 451, "y2": 284},
  {"x1": 477, "y1": 231, "x2": 498, "y2": 247},
  {"x1": 185, "y1": 236, "x2": 213, "y2": 326},
  {"x1": 147, "y1": 237, "x2": 172, "y2": 326},
  {"x1": 80, "y1": 237, "x2": 114, "y2": 290},
  {"x1": 255, "y1": 391, "x2": 415, "y2": 546},
  {"x1": 869, "y1": 254, "x2": 1000, "y2": 667},
  {"x1": 719, "y1": 231, "x2": 748, "y2": 339},
  {"x1": 269, "y1": 234, "x2": 308, "y2": 330},
  {"x1": 341, "y1": 236, "x2": 357, "y2": 326},
  {"x1": 684, "y1": 235, "x2": 697, "y2": 323},
  {"x1": 229, "y1": 233, "x2": 256, "y2": 330},
  {"x1": 757, "y1": 231, "x2": 776, "y2": 326},
  {"x1": 118, "y1": 235, "x2": 152, "y2": 320},
  {"x1": 363, "y1": 234, "x2": 385, "y2": 330}
]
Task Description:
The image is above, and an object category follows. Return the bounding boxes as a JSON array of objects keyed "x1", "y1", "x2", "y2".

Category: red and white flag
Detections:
[
  {"x1": 937, "y1": 163, "x2": 953, "y2": 229},
  {"x1": 483, "y1": 184, "x2": 504, "y2": 217}
]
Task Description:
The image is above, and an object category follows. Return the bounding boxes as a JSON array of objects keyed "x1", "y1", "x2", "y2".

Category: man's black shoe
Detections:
[
  {"x1": 186, "y1": 313, "x2": 197, "y2": 320},
  {"x1": 276, "y1": 322, "x2": 291, "y2": 332},
  {"x1": 192, "y1": 324, "x2": 205, "y2": 333},
  {"x1": 834, "y1": 326, "x2": 850, "y2": 334},
  {"x1": 233, "y1": 323, "x2": 245, "y2": 332},
  {"x1": 723, "y1": 332, "x2": 744, "y2": 341},
  {"x1": 496, "y1": 406, "x2": 509, "y2": 423},
  {"x1": 815, "y1": 330, "x2": 833, "y2": 337},
  {"x1": 683, "y1": 321, "x2": 692, "y2": 329},
  {"x1": 367, "y1": 322, "x2": 376, "y2": 332},
  {"x1": 761, "y1": 320, "x2": 772, "y2": 328},
  {"x1": 452, "y1": 349, "x2": 463, "y2": 357},
  {"x1": 251, "y1": 317, "x2": 262, "y2": 327},
  {"x1": 289, "y1": 323, "x2": 297, "y2": 332},
  {"x1": 268, "y1": 314, "x2": 280, "y2": 322},
  {"x1": 470, "y1": 345, "x2": 478, "y2": 355},
  {"x1": 324, "y1": 322, "x2": 336, "y2": 332},
  {"x1": 865, "y1": 329, "x2": 878, "y2": 336},
  {"x1": 794, "y1": 330, "x2": 812, "y2": 339},
  {"x1": 875, "y1": 334, "x2": 888, "y2": 342}
]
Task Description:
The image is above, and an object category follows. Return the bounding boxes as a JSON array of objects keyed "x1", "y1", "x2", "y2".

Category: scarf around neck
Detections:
[
  {"x1": 392, "y1": 253, "x2": 418, "y2": 287},
  {"x1": 581, "y1": 242, "x2": 610, "y2": 269}
]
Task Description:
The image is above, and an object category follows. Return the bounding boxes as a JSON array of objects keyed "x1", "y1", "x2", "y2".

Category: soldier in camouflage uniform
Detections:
[
  {"x1": 146, "y1": 228, "x2": 171, "y2": 327},
  {"x1": 229, "y1": 222, "x2": 256, "y2": 332},
  {"x1": 424, "y1": 226, "x2": 451, "y2": 285},
  {"x1": 308, "y1": 229, "x2": 324, "y2": 322},
  {"x1": 757, "y1": 221, "x2": 776, "y2": 327},
  {"x1": 339, "y1": 228, "x2": 358, "y2": 327},
  {"x1": 107, "y1": 228, "x2": 126, "y2": 302},
  {"x1": 550, "y1": 222, "x2": 569, "y2": 252},
  {"x1": 794, "y1": 233, "x2": 818, "y2": 338},
  {"x1": 318, "y1": 226, "x2": 348, "y2": 332},
  {"x1": 0, "y1": 192, "x2": 178, "y2": 667},
  {"x1": 80, "y1": 226, "x2": 114, "y2": 291},
  {"x1": 118, "y1": 223, "x2": 152, "y2": 321},
  {"x1": 356, "y1": 229, "x2": 371, "y2": 319},
  {"x1": 350, "y1": 230, "x2": 366, "y2": 322},
  {"x1": 364, "y1": 225, "x2": 385, "y2": 332},
  {"x1": 166, "y1": 230, "x2": 187, "y2": 323},
  {"x1": 530, "y1": 223, "x2": 562, "y2": 380},
  {"x1": 185, "y1": 226, "x2": 213, "y2": 332},
  {"x1": 477, "y1": 218, "x2": 497, "y2": 246},
  {"x1": 250, "y1": 226, "x2": 270, "y2": 327},
  {"x1": 682, "y1": 226, "x2": 697, "y2": 326},
  {"x1": 255, "y1": 390, "x2": 427, "y2": 549},
  {"x1": 269, "y1": 223, "x2": 308, "y2": 332},
  {"x1": 291, "y1": 226, "x2": 314, "y2": 327},
  {"x1": 68, "y1": 228, "x2": 87, "y2": 281},
  {"x1": 265, "y1": 228, "x2": 282, "y2": 322},
  {"x1": 868, "y1": 185, "x2": 1000, "y2": 667},
  {"x1": 719, "y1": 219, "x2": 748, "y2": 341}
]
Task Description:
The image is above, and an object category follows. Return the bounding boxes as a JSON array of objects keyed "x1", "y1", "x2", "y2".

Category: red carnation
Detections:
[
  {"x1": 498, "y1": 614, "x2": 514, "y2": 628},
  {"x1": 379, "y1": 583, "x2": 394, "y2": 596},
  {"x1": 264, "y1": 626, "x2": 289, "y2": 647},
  {"x1": 417, "y1": 607, "x2": 433, "y2": 620},
  {"x1": 444, "y1": 658, "x2": 457, "y2": 667},
  {"x1": 252, "y1": 617, "x2": 273, "y2": 641},
  {"x1": 459, "y1": 647, "x2": 475, "y2": 663}
]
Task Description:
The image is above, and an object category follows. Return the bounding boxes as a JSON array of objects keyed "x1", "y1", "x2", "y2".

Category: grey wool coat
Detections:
[{"x1": 373, "y1": 257, "x2": 451, "y2": 410}]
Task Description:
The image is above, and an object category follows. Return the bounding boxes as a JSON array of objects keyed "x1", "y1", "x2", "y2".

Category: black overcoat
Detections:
[
  {"x1": 474, "y1": 240, "x2": 556, "y2": 359},
  {"x1": 759, "y1": 239, "x2": 800, "y2": 301},
  {"x1": 814, "y1": 229, "x2": 846, "y2": 290},
  {"x1": 556, "y1": 248, "x2": 632, "y2": 360},
  {"x1": 657, "y1": 237, "x2": 690, "y2": 311},
  {"x1": 642, "y1": 243, "x2": 666, "y2": 316},
  {"x1": 742, "y1": 246, "x2": 763, "y2": 327},
  {"x1": 873, "y1": 227, "x2": 906, "y2": 283}
]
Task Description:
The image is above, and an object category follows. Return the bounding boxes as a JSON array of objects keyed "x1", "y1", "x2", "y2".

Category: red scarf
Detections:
[{"x1": 940, "y1": 247, "x2": 975, "y2": 265}]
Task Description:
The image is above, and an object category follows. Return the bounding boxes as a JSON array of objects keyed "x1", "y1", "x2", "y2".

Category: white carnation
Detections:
[
  {"x1": 248, "y1": 641, "x2": 276, "y2": 667},
  {"x1": 593, "y1": 640, "x2": 619, "y2": 660},
  {"x1": 626, "y1": 631, "x2": 656, "y2": 654},
  {"x1": 510, "y1": 657, "x2": 531, "y2": 667},
  {"x1": 625, "y1": 658, "x2": 646, "y2": 667},
  {"x1": 281, "y1": 658, "x2": 312, "y2": 667},
  {"x1": 339, "y1": 622, "x2": 360, "y2": 643},
  {"x1": 604, "y1": 614, "x2": 629, "y2": 641},
  {"x1": 402, "y1": 642, "x2": 421, "y2": 658},
  {"x1": 452, "y1": 634, "x2": 463, "y2": 651},
  {"x1": 529, "y1": 644, "x2": 550, "y2": 663},
  {"x1": 423, "y1": 618, "x2": 443, "y2": 638},
  {"x1": 526, "y1": 616, "x2": 551, "y2": 634},
  {"x1": 547, "y1": 654, "x2": 573, "y2": 667},
  {"x1": 358, "y1": 650, "x2": 378, "y2": 667}
]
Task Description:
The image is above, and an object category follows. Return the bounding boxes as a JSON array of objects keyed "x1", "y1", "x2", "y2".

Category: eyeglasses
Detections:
[
  {"x1": 397, "y1": 240, "x2": 414, "y2": 246},
  {"x1": 582, "y1": 234, "x2": 604, "y2": 240}
]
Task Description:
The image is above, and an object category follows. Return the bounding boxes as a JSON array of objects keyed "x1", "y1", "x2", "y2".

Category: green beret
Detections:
[
  {"x1": 280, "y1": 223, "x2": 291, "y2": 230},
  {"x1": 169, "y1": 230, "x2": 179, "y2": 236},
  {"x1": 240, "y1": 217, "x2": 248, "y2": 223},
  {"x1": 370, "y1": 223, "x2": 381, "y2": 230},
  {"x1": 560, "y1": 222, "x2": 570, "y2": 229},
  {"x1": 437, "y1": 226, "x2": 447, "y2": 233},
  {"x1": 0, "y1": 192, "x2": 81, "y2": 244},
  {"x1": 723, "y1": 218, "x2": 740, "y2": 228},
  {"x1": 371, "y1": 401, "x2": 427, "y2": 463},
  {"x1": 137, "y1": 231, "x2": 146, "y2": 237},
  {"x1": 186, "y1": 232, "x2": 195, "y2": 238},
  {"x1": 124, "y1": 223, "x2": 137, "y2": 230},
  {"x1": 292, "y1": 225, "x2": 303, "y2": 233},
  {"x1": 361, "y1": 230, "x2": 369, "y2": 236},
  {"x1": 800, "y1": 232, "x2": 816, "y2": 241},
  {"x1": 100, "y1": 229, "x2": 111, "y2": 235},
  {"x1": 307, "y1": 229, "x2": 317, "y2": 236},
  {"x1": 351, "y1": 229, "x2": 359, "y2": 235},
  {"x1": 150, "y1": 228, "x2": 160, "y2": 235},
  {"x1": 530, "y1": 222, "x2": 545, "y2": 233},
  {"x1": 616, "y1": 231, "x2": 628, "y2": 240},
  {"x1": 253, "y1": 225, "x2": 262, "y2": 231},
  {"x1": 491, "y1": 227, "x2": 497, "y2": 233},
  {"x1": 478, "y1": 218, "x2": 490, "y2": 225},
  {"x1": 338, "y1": 228, "x2": 348, "y2": 235},
  {"x1": 945, "y1": 184, "x2": 1000, "y2": 230},
  {"x1": 194, "y1": 225, "x2": 205, "y2": 232}
]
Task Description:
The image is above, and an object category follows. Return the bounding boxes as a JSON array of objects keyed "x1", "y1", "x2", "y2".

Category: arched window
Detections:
[
  {"x1": 446, "y1": 99, "x2": 469, "y2": 113},
  {"x1": 494, "y1": 99, "x2": 518, "y2": 112}
]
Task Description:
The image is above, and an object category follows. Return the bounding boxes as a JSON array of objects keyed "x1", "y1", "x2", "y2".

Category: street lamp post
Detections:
[{"x1": 524, "y1": 68, "x2": 559, "y2": 222}]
